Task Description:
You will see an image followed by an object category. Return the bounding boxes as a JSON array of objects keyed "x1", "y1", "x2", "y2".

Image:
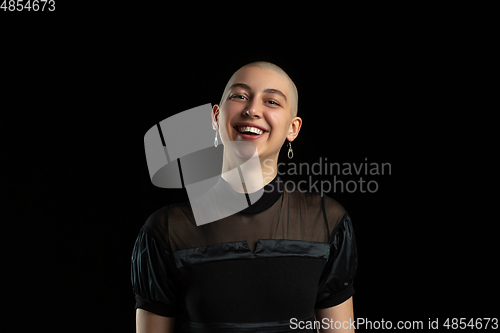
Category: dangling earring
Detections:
[
  {"x1": 287, "y1": 141, "x2": 293, "y2": 159},
  {"x1": 214, "y1": 130, "x2": 219, "y2": 147}
]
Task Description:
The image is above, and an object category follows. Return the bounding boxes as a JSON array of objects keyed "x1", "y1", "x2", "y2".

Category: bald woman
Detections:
[{"x1": 132, "y1": 61, "x2": 357, "y2": 333}]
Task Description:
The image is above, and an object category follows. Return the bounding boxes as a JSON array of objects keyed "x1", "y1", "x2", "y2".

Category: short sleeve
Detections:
[
  {"x1": 315, "y1": 213, "x2": 358, "y2": 308},
  {"x1": 131, "y1": 226, "x2": 179, "y2": 317}
]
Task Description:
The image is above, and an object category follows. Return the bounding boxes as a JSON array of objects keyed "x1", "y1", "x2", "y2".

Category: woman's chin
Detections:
[{"x1": 225, "y1": 141, "x2": 260, "y2": 160}]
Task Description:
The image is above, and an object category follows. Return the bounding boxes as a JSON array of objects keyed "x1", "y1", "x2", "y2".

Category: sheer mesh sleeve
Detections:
[
  {"x1": 315, "y1": 196, "x2": 358, "y2": 308},
  {"x1": 131, "y1": 208, "x2": 179, "y2": 317}
]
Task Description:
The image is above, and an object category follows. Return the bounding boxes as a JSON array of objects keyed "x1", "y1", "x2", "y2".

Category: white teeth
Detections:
[{"x1": 237, "y1": 126, "x2": 264, "y2": 135}]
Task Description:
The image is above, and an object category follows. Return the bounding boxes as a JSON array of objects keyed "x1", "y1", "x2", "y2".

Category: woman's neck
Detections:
[{"x1": 221, "y1": 149, "x2": 278, "y2": 194}]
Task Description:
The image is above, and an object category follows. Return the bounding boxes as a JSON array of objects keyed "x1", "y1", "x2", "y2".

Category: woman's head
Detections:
[{"x1": 212, "y1": 61, "x2": 302, "y2": 164}]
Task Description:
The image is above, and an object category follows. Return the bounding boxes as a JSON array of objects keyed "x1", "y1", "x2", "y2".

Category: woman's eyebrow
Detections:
[
  {"x1": 263, "y1": 88, "x2": 287, "y2": 102},
  {"x1": 229, "y1": 83, "x2": 252, "y2": 91}
]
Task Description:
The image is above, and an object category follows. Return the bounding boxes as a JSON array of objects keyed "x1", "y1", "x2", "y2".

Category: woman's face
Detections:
[{"x1": 214, "y1": 66, "x2": 299, "y2": 162}]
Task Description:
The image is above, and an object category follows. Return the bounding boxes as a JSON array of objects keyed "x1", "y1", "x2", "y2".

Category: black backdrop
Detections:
[{"x1": 3, "y1": 11, "x2": 497, "y2": 333}]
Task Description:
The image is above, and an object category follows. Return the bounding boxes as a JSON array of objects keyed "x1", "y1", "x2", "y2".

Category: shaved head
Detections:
[{"x1": 220, "y1": 61, "x2": 299, "y2": 117}]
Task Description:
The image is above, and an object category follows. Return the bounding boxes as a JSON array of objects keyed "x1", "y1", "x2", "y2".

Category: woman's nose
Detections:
[{"x1": 244, "y1": 98, "x2": 262, "y2": 118}]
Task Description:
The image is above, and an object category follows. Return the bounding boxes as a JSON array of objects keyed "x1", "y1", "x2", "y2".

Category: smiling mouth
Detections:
[{"x1": 234, "y1": 125, "x2": 266, "y2": 135}]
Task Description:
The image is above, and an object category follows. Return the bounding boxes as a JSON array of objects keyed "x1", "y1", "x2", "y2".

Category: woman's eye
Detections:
[{"x1": 230, "y1": 94, "x2": 246, "y2": 100}]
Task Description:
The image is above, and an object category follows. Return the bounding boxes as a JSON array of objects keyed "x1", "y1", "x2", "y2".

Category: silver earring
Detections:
[
  {"x1": 287, "y1": 141, "x2": 293, "y2": 159},
  {"x1": 214, "y1": 130, "x2": 219, "y2": 147}
]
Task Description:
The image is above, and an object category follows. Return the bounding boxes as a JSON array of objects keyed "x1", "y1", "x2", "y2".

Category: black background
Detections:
[{"x1": 3, "y1": 9, "x2": 496, "y2": 333}]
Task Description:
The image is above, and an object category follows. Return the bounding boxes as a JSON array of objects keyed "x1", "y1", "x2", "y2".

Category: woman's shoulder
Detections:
[
  {"x1": 284, "y1": 184, "x2": 348, "y2": 231},
  {"x1": 139, "y1": 200, "x2": 193, "y2": 251},
  {"x1": 322, "y1": 193, "x2": 348, "y2": 220},
  {"x1": 143, "y1": 200, "x2": 192, "y2": 232}
]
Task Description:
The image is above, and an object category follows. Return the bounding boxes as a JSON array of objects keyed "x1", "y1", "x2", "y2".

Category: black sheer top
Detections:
[{"x1": 131, "y1": 175, "x2": 358, "y2": 332}]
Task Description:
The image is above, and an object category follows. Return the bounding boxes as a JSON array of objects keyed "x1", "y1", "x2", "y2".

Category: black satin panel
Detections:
[
  {"x1": 315, "y1": 214, "x2": 358, "y2": 308},
  {"x1": 173, "y1": 239, "x2": 330, "y2": 269},
  {"x1": 254, "y1": 239, "x2": 330, "y2": 260},
  {"x1": 131, "y1": 227, "x2": 179, "y2": 316},
  {"x1": 181, "y1": 315, "x2": 316, "y2": 332},
  {"x1": 173, "y1": 241, "x2": 253, "y2": 268}
]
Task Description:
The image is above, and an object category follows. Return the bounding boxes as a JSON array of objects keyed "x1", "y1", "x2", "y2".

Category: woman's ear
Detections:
[
  {"x1": 286, "y1": 116, "x2": 302, "y2": 142},
  {"x1": 212, "y1": 104, "x2": 220, "y2": 130}
]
